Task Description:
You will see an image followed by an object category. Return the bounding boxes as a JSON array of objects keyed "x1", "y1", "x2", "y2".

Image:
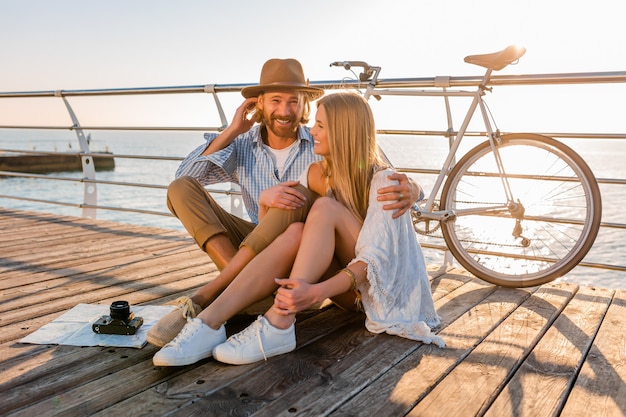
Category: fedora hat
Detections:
[{"x1": 241, "y1": 58, "x2": 324, "y2": 99}]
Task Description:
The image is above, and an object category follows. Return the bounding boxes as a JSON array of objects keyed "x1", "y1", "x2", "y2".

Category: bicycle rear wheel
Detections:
[{"x1": 440, "y1": 133, "x2": 601, "y2": 287}]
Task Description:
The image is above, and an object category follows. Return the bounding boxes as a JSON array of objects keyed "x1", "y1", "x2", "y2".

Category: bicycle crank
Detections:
[{"x1": 411, "y1": 207, "x2": 442, "y2": 235}]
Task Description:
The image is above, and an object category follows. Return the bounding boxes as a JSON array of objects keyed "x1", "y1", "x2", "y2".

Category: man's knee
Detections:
[
  {"x1": 167, "y1": 176, "x2": 203, "y2": 214},
  {"x1": 168, "y1": 176, "x2": 197, "y2": 201}
]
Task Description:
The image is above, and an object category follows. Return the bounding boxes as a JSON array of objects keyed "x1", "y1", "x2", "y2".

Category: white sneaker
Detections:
[
  {"x1": 153, "y1": 318, "x2": 225, "y2": 366},
  {"x1": 213, "y1": 315, "x2": 296, "y2": 365}
]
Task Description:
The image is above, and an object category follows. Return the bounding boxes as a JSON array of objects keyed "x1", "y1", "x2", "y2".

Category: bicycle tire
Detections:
[{"x1": 440, "y1": 133, "x2": 601, "y2": 287}]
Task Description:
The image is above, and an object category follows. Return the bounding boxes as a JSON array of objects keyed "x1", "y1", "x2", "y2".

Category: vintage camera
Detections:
[{"x1": 92, "y1": 300, "x2": 143, "y2": 335}]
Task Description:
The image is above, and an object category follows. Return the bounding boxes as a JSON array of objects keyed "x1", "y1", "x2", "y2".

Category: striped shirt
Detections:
[{"x1": 175, "y1": 124, "x2": 321, "y2": 224}]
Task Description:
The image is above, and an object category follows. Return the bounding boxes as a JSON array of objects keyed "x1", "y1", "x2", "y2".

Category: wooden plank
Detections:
[
  {"x1": 174, "y1": 278, "x2": 498, "y2": 416},
  {"x1": 0, "y1": 237, "x2": 196, "y2": 284},
  {"x1": 485, "y1": 285, "x2": 614, "y2": 417},
  {"x1": 0, "y1": 224, "x2": 182, "y2": 262},
  {"x1": 0, "y1": 248, "x2": 213, "y2": 322},
  {"x1": 89, "y1": 276, "x2": 472, "y2": 415},
  {"x1": 1, "y1": 209, "x2": 624, "y2": 417},
  {"x1": 560, "y1": 289, "x2": 626, "y2": 417},
  {"x1": 327, "y1": 284, "x2": 535, "y2": 417},
  {"x1": 0, "y1": 264, "x2": 215, "y2": 345},
  {"x1": 5, "y1": 308, "x2": 355, "y2": 417},
  {"x1": 405, "y1": 283, "x2": 578, "y2": 417}
]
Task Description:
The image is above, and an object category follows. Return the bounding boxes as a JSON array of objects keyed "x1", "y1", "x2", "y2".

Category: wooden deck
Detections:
[{"x1": 1, "y1": 208, "x2": 624, "y2": 417}]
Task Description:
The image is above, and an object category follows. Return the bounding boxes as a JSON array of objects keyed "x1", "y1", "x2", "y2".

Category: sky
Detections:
[{"x1": 1, "y1": 0, "x2": 625, "y2": 131}]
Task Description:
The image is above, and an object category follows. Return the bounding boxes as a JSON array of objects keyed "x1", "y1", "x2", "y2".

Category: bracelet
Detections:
[{"x1": 340, "y1": 268, "x2": 357, "y2": 291}]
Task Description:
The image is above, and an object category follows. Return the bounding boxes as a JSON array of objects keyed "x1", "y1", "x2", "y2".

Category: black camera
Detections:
[{"x1": 92, "y1": 300, "x2": 143, "y2": 335}]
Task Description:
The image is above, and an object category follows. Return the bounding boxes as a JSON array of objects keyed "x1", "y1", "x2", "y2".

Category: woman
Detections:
[{"x1": 153, "y1": 92, "x2": 443, "y2": 367}]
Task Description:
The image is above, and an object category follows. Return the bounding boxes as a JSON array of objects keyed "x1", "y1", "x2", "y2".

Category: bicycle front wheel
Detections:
[{"x1": 440, "y1": 133, "x2": 601, "y2": 287}]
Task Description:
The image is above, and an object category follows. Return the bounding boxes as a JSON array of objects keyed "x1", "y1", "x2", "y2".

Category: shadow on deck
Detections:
[{"x1": 0, "y1": 208, "x2": 624, "y2": 416}]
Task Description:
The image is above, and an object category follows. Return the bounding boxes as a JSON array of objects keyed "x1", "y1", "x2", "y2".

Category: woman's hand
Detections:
[{"x1": 272, "y1": 278, "x2": 321, "y2": 316}]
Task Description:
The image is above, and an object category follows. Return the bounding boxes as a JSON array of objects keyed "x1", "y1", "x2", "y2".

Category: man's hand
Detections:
[
  {"x1": 228, "y1": 97, "x2": 258, "y2": 137},
  {"x1": 258, "y1": 181, "x2": 307, "y2": 218},
  {"x1": 202, "y1": 98, "x2": 258, "y2": 156},
  {"x1": 376, "y1": 172, "x2": 422, "y2": 219}
]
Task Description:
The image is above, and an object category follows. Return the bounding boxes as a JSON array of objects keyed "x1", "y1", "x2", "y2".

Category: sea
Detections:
[{"x1": 1, "y1": 128, "x2": 624, "y2": 289}]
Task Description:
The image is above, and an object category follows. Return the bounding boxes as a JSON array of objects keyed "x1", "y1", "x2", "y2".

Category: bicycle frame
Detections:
[
  {"x1": 332, "y1": 46, "x2": 602, "y2": 286},
  {"x1": 335, "y1": 62, "x2": 517, "y2": 222}
]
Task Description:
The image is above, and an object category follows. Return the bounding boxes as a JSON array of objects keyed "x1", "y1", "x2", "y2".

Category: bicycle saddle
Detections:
[{"x1": 464, "y1": 45, "x2": 526, "y2": 71}]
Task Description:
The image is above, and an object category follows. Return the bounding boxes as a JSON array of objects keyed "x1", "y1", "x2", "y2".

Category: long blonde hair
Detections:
[{"x1": 317, "y1": 92, "x2": 389, "y2": 223}]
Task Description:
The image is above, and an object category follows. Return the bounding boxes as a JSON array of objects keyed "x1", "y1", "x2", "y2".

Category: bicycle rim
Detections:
[{"x1": 440, "y1": 133, "x2": 602, "y2": 287}]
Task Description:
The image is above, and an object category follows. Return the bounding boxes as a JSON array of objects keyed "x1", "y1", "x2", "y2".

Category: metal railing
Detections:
[{"x1": 1, "y1": 70, "x2": 625, "y2": 279}]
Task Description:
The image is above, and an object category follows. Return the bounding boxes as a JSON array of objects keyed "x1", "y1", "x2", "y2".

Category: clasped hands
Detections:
[{"x1": 272, "y1": 278, "x2": 319, "y2": 316}]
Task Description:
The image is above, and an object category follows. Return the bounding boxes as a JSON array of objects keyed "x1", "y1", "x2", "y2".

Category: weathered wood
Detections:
[
  {"x1": 406, "y1": 283, "x2": 578, "y2": 417},
  {"x1": 485, "y1": 285, "x2": 614, "y2": 417},
  {"x1": 560, "y1": 289, "x2": 626, "y2": 417},
  {"x1": 0, "y1": 208, "x2": 624, "y2": 417},
  {"x1": 330, "y1": 285, "x2": 536, "y2": 417},
  {"x1": 92, "y1": 307, "x2": 359, "y2": 417}
]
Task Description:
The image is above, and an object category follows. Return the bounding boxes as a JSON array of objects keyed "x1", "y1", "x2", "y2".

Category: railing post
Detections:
[
  {"x1": 204, "y1": 84, "x2": 243, "y2": 217},
  {"x1": 58, "y1": 92, "x2": 97, "y2": 218}
]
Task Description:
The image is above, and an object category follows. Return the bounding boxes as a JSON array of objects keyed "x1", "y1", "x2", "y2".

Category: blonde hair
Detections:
[
  {"x1": 317, "y1": 92, "x2": 389, "y2": 223},
  {"x1": 251, "y1": 91, "x2": 312, "y2": 125}
]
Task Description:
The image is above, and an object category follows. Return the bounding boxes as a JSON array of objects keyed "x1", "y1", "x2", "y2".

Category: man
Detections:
[{"x1": 147, "y1": 58, "x2": 419, "y2": 347}]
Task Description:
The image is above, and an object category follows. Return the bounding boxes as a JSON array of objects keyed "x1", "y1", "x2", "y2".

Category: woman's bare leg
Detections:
[
  {"x1": 197, "y1": 222, "x2": 304, "y2": 329},
  {"x1": 189, "y1": 245, "x2": 256, "y2": 308},
  {"x1": 265, "y1": 198, "x2": 362, "y2": 328}
]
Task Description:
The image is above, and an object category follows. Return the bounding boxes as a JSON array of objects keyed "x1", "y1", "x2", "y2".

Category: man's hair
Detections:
[
  {"x1": 317, "y1": 92, "x2": 389, "y2": 223},
  {"x1": 250, "y1": 91, "x2": 312, "y2": 125}
]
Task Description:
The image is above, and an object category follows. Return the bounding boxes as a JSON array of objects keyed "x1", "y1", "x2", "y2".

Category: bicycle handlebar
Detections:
[{"x1": 330, "y1": 60, "x2": 380, "y2": 82}]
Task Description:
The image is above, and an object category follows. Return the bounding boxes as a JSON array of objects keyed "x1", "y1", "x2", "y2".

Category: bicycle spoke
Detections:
[{"x1": 439, "y1": 134, "x2": 601, "y2": 287}]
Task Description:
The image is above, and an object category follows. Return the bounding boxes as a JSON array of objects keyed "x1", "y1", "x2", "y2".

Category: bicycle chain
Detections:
[{"x1": 414, "y1": 199, "x2": 528, "y2": 248}]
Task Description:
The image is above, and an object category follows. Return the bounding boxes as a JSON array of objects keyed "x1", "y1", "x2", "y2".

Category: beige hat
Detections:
[{"x1": 241, "y1": 58, "x2": 324, "y2": 99}]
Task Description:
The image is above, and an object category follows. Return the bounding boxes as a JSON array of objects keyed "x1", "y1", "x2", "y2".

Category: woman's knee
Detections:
[
  {"x1": 275, "y1": 222, "x2": 305, "y2": 248},
  {"x1": 309, "y1": 197, "x2": 343, "y2": 219}
]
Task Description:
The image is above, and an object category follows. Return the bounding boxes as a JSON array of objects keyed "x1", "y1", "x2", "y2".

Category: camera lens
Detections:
[{"x1": 109, "y1": 300, "x2": 130, "y2": 320}]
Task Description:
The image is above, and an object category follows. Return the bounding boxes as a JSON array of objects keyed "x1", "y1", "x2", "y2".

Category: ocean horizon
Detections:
[{"x1": 1, "y1": 128, "x2": 624, "y2": 289}]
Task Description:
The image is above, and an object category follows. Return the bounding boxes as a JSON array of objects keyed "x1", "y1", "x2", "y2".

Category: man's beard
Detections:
[{"x1": 264, "y1": 115, "x2": 298, "y2": 139}]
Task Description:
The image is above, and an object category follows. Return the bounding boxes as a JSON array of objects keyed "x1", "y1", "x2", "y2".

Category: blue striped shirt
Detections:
[{"x1": 175, "y1": 125, "x2": 321, "y2": 224}]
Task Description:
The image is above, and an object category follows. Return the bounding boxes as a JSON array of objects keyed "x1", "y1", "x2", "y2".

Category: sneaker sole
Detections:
[
  {"x1": 213, "y1": 343, "x2": 296, "y2": 365},
  {"x1": 153, "y1": 349, "x2": 214, "y2": 367}
]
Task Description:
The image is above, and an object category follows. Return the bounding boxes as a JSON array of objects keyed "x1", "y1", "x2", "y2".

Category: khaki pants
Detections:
[{"x1": 167, "y1": 176, "x2": 317, "y2": 255}]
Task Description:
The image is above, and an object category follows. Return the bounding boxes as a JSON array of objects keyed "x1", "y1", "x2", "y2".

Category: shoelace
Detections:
[
  {"x1": 165, "y1": 318, "x2": 200, "y2": 351},
  {"x1": 228, "y1": 317, "x2": 267, "y2": 361},
  {"x1": 171, "y1": 296, "x2": 198, "y2": 319}
]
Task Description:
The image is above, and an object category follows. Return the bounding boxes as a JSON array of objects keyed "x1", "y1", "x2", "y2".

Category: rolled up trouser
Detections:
[
  {"x1": 241, "y1": 184, "x2": 318, "y2": 254},
  {"x1": 167, "y1": 176, "x2": 318, "y2": 255},
  {"x1": 167, "y1": 176, "x2": 255, "y2": 252}
]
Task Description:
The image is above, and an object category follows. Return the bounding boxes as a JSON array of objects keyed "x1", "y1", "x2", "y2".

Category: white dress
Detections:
[{"x1": 302, "y1": 166, "x2": 445, "y2": 348}]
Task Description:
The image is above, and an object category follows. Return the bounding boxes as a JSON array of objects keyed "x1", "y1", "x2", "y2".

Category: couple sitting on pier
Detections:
[{"x1": 148, "y1": 58, "x2": 444, "y2": 367}]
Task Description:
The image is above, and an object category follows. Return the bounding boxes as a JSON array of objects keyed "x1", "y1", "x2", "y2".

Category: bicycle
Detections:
[{"x1": 331, "y1": 45, "x2": 602, "y2": 288}]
